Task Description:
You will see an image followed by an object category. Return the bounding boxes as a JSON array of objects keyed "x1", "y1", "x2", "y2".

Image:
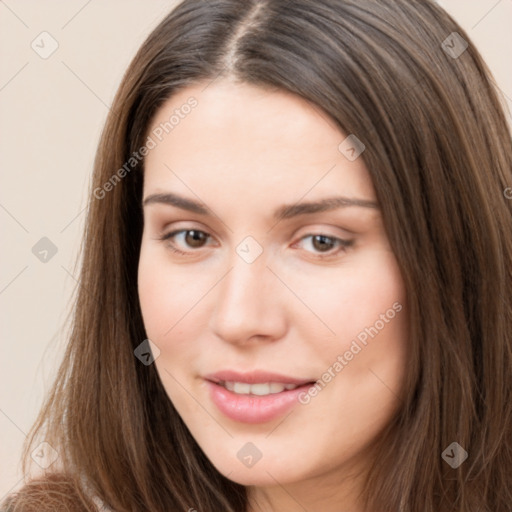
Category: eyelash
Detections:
[{"x1": 157, "y1": 229, "x2": 354, "y2": 259}]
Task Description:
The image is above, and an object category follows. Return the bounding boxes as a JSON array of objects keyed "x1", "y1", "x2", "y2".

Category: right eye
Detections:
[{"x1": 159, "y1": 228, "x2": 214, "y2": 255}]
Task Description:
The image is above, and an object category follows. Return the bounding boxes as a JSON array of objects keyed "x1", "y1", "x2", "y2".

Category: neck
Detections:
[{"x1": 246, "y1": 460, "x2": 369, "y2": 512}]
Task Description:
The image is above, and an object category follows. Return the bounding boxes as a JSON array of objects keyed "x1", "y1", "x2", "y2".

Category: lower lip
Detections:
[{"x1": 206, "y1": 381, "x2": 313, "y2": 424}]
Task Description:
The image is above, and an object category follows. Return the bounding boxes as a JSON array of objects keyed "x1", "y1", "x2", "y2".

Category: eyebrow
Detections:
[{"x1": 142, "y1": 192, "x2": 379, "y2": 220}]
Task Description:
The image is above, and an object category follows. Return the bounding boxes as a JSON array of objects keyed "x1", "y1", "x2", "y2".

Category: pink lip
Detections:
[
  {"x1": 204, "y1": 370, "x2": 314, "y2": 386},
  {"x1": 204, "y1": 370, "x2": 316, "y2": 424}
]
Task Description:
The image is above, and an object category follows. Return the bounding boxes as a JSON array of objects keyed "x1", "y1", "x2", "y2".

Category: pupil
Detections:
[
  {"x1": 186, "y1": 230, "x2": 206, "y2": 248},
  {"x1": 313, "y1": 235, "x2": 333, "y2": 252}
]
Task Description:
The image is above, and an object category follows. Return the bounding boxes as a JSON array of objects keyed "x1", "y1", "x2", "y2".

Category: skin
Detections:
[{"x1": 137, "y1": 79, "x2": 408, "y2": 512}]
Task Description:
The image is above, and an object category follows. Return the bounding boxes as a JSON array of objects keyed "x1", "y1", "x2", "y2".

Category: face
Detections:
[{"x1": 138, "y1": 80, "x2": 408, "y2": 507}]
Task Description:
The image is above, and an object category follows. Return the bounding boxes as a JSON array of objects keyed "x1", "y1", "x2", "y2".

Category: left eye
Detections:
[{"x1": 294, "y1": 234, "x2": 353, "y2": 256}]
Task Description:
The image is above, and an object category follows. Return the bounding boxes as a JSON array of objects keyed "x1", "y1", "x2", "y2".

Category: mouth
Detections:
[
  {"x1": 204, "y1": 371, "x2": 316, "y2": 423},
  {"x1": 214, "y1": 380, "x2": 308, "y2": 396}
]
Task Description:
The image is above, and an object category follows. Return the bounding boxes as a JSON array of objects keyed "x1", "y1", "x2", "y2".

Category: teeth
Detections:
[
  {"x1": 233, "y1": 382, "x2": 251, "y2": 394},
  {"x1": 270, "y1": 382, "x2": 286, "y2": 393},
  {"x1": 223, "y1": 381, "x2": 300, "y2": 396}
]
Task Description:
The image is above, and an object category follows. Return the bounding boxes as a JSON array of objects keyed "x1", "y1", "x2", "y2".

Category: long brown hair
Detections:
[{"x1": 3, "y1": 1, "x2": 512, "y2": 510}]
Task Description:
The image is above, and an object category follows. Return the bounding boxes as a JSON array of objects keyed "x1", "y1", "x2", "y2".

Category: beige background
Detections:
[{"x1": 1, "y1": 0, "x2": 511, "y2": 499}]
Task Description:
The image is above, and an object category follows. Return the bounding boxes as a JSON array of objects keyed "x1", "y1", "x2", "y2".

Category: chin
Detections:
[
  {"x1": 200, "y1": 440, "x2": 309, "y2": 486},
  {"x1": 217, "y1": 461, "x2": 298, "y2": 486}
]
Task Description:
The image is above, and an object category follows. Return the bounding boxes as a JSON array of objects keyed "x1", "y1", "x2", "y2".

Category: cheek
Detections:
[
  {"x1": 282, "y1": 248, "x2": 406, "y2": 347},
  {"x1": 138, "y1": 242, "x2": 406, "y2": 358},
  {"x1": 137, "y1": 246, "x2": 206, "y2": 341},
  {"x1": 317, "y1": 254, "x2": 408, "y2": 428},
  {"x1": 293, "y1": 248, "x2": 408, "y2": 416},
  {"x1": 138, "y1": 250, "x2": 202, "y2": 413}
]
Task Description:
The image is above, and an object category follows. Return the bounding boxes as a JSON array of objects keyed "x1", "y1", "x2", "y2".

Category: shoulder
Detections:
[{"x1": 1, "y1": 473, "x2": 103, "y2": 512}]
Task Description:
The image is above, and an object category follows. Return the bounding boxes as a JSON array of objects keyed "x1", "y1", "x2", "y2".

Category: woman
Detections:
[{"x1": 3, "y1": 0, "x2": 511, "y2": 510}]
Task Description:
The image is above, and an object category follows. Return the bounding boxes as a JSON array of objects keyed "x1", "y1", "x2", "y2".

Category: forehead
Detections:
[{"x1": 143, "y1": 80, "x2": 375, "y2": 206}]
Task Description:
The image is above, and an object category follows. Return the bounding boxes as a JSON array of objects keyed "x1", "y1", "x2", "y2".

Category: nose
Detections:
[{"x1": 209, "y1": 252, "x2": 288, "y2": 346}]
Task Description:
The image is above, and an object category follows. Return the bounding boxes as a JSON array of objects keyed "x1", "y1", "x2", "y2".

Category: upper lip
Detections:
[{"x1": 204, "y1": 370, "x2": 315, "y2": 386}]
